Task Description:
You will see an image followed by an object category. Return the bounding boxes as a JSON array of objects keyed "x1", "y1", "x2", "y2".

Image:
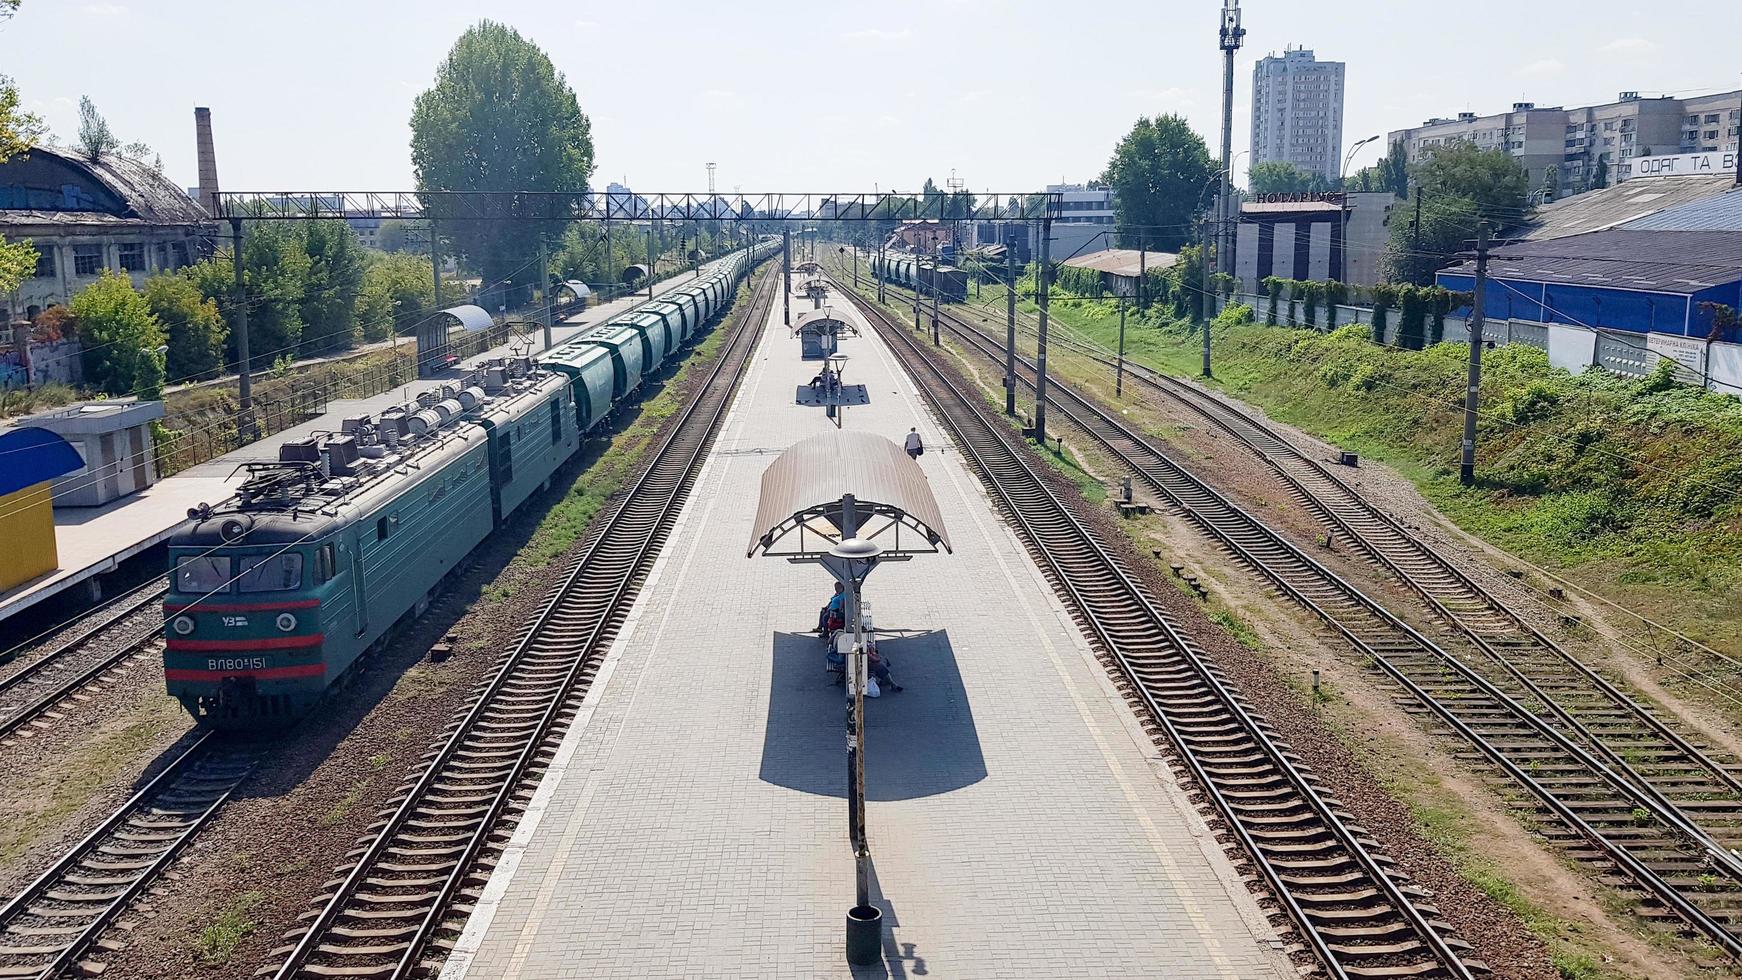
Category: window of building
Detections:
[
  {"x1": 117, "y1": 242, "x2": 145, "y2": 272},
  {"x1": 171, "y1": 241, "x2": 190, "y2": 268},
  {"x1": 155, "y1": 242, "x2": 168, "y2": 270},
  {"x1": 33, "y1": 249, "x2": 54, "y2": 278},
  {"x1": 73, "y1": 245, "x2": 103, "y2": 276},
  {"x1": 1704, "y1": 114, "x2": 1720, "y2": 124}
]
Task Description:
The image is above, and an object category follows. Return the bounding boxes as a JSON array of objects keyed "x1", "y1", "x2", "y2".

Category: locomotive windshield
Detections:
[
  {"x1": 238, "y1": 553, "x2": 305, "y2": 592},
  {"x1": 175, "y1": 555, "x2": 232, "y2": 594}
]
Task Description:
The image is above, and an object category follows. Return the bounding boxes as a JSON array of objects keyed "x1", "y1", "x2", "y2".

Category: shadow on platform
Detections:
[{"x1": 759, "y1": 630, "x2": 986, "y2": 801}]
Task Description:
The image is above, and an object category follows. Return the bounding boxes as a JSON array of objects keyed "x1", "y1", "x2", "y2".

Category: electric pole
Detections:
[
  {"x1": 1459, "y1": 224, "x2": 1490, "y2": 486},
  {"x1": 1116, "y1": 295, "x2": 1127, "y2": 398},
  {"x1": 1201, "y1": 212, "x2": 1214, "y2": 378},
  {"x1": 1411, "y1": 186, "x2": 1424, "y2": 285},
  {"x1": 930, "y1": 234, "x2": 941, "y2": 346},
  {"x1": 228, "y1": 217, "x2": 256, "y2": 442},
  {"x1": 1034, "y1": 216, "x2": 1052, "y2": 443},
  {"x1": 782, "y1": 226, "x2": 791, "y2": 326},
  {"x1": 539, "y1": 241, "x2": 552, "y2": 351},
  {"x1": 647, "y1": 220, "x2": 656, "y2": 299},
  {"x1": 1005, "y1": 241, "x2": 1017, "y2": 416},
  {"x1": 1217, "y1": 0, "x2": 1245, "y2": 303}
]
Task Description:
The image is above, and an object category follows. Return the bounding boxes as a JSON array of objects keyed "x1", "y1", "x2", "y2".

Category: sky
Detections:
[{"x1": 3, "y1": 0, "x2": 1737, "y2": 199}]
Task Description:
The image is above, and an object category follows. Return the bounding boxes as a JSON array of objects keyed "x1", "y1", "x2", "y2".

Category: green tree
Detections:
[
  {"x1": 377, "y1": 219, "x2": 424, "y2": 253},
  {"x1": 73, "y1": 271, "x2": 165, "y2": 399},
  {"x1": 297, "y1": 222, "x2": 367, "y2": 354},
  {"x1": 187, "y1": 225, "x2": 311, "y2": 370},
  {"x1": 144, "y1": 272, "x2": 227, "y2": 382},
  {"x1": 1, "y1": 237, "x2": 37, "y2": 319},
  {"x1": 1101, "y1": 114, "x2": 1215, "y2": 251},
  {"x1": 1248, "y1": 161, "x2": 1330, "y2": 195},
  {"x1": 410, "y1": 21, "x2": 594, "y2": 289},
  {"x1": 1383, "y1": 143, "x2": 1526, "y2": 285},
  {"x1": 1542, "y1": 165, "x2": 1560, "y2": 203},
  {"x1": 356, "y1": 251, "x2": 437, "y2": 342},
  {"x1": 76, "y1": 96, "x2": 118, "y2": 160},
  {"x1": 1379, "y1": 140, "x2": 1410, "y2": 196},
  {"x1": 0, "y1": 74, "x2": 44, "y2": 163}
]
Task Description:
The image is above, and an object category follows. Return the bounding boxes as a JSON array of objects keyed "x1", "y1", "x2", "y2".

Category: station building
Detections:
[{"x1": 1232, "y1": 190, "x2": 1395, "y2": 291}]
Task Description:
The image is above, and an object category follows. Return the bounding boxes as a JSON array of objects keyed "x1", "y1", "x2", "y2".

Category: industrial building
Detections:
[
  {"x1": 1232, "y1": 191, "x2": 1394, "y2": 290},
  {"x1": 1436, "y1": 230, "x2": 1742, "y2": 339},
  {"x1": 0, "y1": 144, "x2": 214, "y2": 320}
]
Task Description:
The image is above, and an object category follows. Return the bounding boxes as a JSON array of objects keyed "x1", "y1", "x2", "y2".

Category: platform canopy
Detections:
[
  {"x1": 747, "y1": 430, "x2": 950, "y2": 558},
  {"x1": 555, "y1": 280, "x2": 592, "y2": 302},
  {"x1": 436, "y1": 304, "x2": 493, "y2": 333},
  {"x1": 794, "y1": 310, "x2": 849, "y2": 334},
  {"x1": 0, "y1": 426, "x2": 84, "y2": 496}
]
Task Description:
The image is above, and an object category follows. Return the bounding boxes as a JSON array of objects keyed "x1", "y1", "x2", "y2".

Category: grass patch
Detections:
[
  {"x1": 957, "y1": 282, "x2": 1742, "y2": 654},
  {"x1": 1208, "y1": 608, "x2": 1263, "y2": 650},
  {"x1": 192, "y1": 889, "x2": 264, "y2": 966}
]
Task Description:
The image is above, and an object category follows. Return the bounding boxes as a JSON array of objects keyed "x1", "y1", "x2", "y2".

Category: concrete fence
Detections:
[{"x1": 1231, "y1": 292, "x2": 1742, "y2": 399}]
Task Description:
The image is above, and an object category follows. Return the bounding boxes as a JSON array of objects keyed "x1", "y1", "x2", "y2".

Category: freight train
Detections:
[
  {"x1": 163, "y1": 242, "x2": 778, "y2": 728},
  {"x1": 868, "y1": 251, "x2": 968, "y2": 302}
]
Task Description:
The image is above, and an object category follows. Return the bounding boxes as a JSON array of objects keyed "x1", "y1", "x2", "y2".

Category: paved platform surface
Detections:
[
  {"x1": 441, "y1": 282, "x2": 1292, "y2": 979},
  {"x1": 0, "y1": 260, "x2": 738, "y2": 624}
]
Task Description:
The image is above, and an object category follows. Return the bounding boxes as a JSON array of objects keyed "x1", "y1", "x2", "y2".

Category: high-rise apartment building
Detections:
[{"x1": 1250, "y1": 47, "x2": 1346, "y2": 181}]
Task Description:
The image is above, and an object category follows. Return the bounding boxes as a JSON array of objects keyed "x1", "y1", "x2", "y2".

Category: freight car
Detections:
[
  {"x1": 163, "y1": 242, "x2": 778, "y2": 728},
  {"x1": 869, "y1": 252, "x2": 967, "y2": 302}
]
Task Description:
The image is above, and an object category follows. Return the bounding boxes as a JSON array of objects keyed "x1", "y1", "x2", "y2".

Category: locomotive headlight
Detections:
[
  {"x1": 172, "y1": 615, "x2": 195, "y2": 636},
  {"x1": 276, "y1": 613, "x2": 298, "y2": 632}
]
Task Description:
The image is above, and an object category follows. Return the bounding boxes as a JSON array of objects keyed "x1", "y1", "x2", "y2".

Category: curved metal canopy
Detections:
[
  {"x1": 794, "y1": 310, "x2": 847, "y2": 334},
  {"x1": 435, "y1": 304, "x2": 493, "y2": 334},
  {"x1": 747, "y1": 430, "x2": 950, "y2": 557},
  {"x1": 555, "y1": 280, "x2": 592, "y2": 301}
]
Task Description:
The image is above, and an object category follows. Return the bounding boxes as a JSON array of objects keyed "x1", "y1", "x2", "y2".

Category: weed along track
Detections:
[
  {"x1": 846, "y1": 267, "x2": 1742, "y2": 958},
  {"x1": 263, "y1": 269, "x2": 777, "y2": 980},
  {"x1": 0, "y1": 732, "x2": 256, "y2": 978},
  {"x1": 837, "y1": 276, "x2": 1484, "y2": 979}
]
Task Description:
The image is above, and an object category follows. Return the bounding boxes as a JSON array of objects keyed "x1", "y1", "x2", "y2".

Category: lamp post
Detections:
[
  {"x1": 1339, "y1": 134, "x2": 1381, "y2": 286},
  {"x1": 829, "y1": 533, "x2": 886, "y2": 966}
]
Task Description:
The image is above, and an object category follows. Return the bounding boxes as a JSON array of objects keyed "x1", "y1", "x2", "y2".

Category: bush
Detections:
[
  {"x1": 72, "y1": 271, "x2": 166, "y2": 400},
  {"x1": 144, "y1": 272, "x2": 227, "y2": 383}
]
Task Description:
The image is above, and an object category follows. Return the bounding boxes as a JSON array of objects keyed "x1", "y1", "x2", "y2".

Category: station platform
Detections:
[
  {"x1": 0, "y1": 261, "x2": 736, "y2": 625},
  {"x1": 440, "y1": 283, "x2": 1292, "y2": 979}
]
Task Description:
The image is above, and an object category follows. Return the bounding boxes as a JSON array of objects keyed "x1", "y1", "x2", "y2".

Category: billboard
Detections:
[{"x1": 1618, "y1": 150, "x2": 1739, "y2": 182}]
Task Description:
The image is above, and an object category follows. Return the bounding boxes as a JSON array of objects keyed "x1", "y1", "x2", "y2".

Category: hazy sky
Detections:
[{"x1": 4, "y1": 0, "x2": 1736, "y2": 197}]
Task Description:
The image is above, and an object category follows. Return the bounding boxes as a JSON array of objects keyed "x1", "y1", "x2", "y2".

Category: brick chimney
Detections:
[{"x1": 194, "y1": 107, "x2": 221, "y2": 216}]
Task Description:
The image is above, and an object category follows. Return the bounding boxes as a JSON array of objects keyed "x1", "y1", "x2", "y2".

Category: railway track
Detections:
[
  {"x1": 0, "y1": 580, "x2": 169, "y2": 747},
  {"x1": 927, "y1": 292, "x2": 1742, "y2": 840},
  {"x1": 0, "y1": 731, "x2": 257, "y2": 979},
  {"x1": 265, "y1": 267, "x2": 778, "y2": 980},
  {"x1": 839, "y1": 278, "x2": 1483, "y2": 979},
  {"x1": 841, "y1": 272, "x2": 1742, "y2": 956}
]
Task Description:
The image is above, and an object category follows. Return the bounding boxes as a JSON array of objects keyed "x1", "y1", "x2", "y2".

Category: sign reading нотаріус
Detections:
[{"x1": 1618, "y1": 150, "x2": 1740, "y2": 182}]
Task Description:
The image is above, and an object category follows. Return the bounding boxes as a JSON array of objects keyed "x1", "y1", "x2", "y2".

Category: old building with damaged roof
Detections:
[{"x1": 1, "y1": 145, "x2": 214, "y2": 321}]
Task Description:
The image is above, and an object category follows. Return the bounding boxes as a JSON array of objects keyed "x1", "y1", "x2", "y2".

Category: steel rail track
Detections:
[
  {"x1": 267, "y1": 267, "x2": 778, "y2": 980},
  {"x1": 0, "y1": 583, "x2": 170, "y2": 747},
  {"x1": 927, "y1": 295, "x2": 1742, "y2": 837},
  {"x1": 838, "y1": 277, "x2": 1482, "y2": 979},
  {"x1": 935, "y1": 295, "x2": 1742, "y2": 820},
  {"x1": 865, "y1": 276, "x2": 1742, "y2": 954},
  {"x1": 0, "y1": 731, "x2": 256, "y2": 979}
]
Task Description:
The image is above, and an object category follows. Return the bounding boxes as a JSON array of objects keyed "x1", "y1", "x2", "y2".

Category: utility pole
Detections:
[
  {"x1": 228, "y1": 217, "x2": 255, "y2": 442},
  {"x1": 1459, "y1": 224, "x2": 1491, "y2": 486},
  {"x1": 1411, "y1": 186, "x2": 1423, "y2": 283},
  {"x1": 1201, "y1": 212, "x2": 1214, "y2": 378},
  {"x1": 912, "y1": 249, "x2": 921, "y2": 331},
  {"x1": 429, "y1": 218, "x2": 443, "y2": 310},
  {"x1": 930, "y1": 235, "x2": 941, "y2": 346},
  {"x1": 539, "y1": 241, "x2": 552, "y2": 350},
  {"x1": 782, "y1": 226, "x2": 791, "y2": 326},
  {"x1": 1034, "y1": 216, "x2": 1052, "y2": 443},
  {"x1": 1137, "y1": 233, "x2": 1146, "y2": 310},
  {"x1": 647, "y1": 221, "x2": 656, "y2": 299},
  {"x1": 604, "y1": 219, "x2": 613, "y2": 296},
  {"x1": 1217, "y1": 0, "x2": 1245, "y2": 297},
  {"x1": 1005, "y1": 243, "x2": 1017, "y2": 416},
  {"x1": 1116, "y1": 295, "x2": 1127, "y2": 397},
  {"x1": 877, "y1": 241, "x2": 886, "y2": 304}
]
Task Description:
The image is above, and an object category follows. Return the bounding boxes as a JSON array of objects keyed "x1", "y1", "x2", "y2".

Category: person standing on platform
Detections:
[{"x1": 904, "y1": 427, "x2": 924, "y2": 459}]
